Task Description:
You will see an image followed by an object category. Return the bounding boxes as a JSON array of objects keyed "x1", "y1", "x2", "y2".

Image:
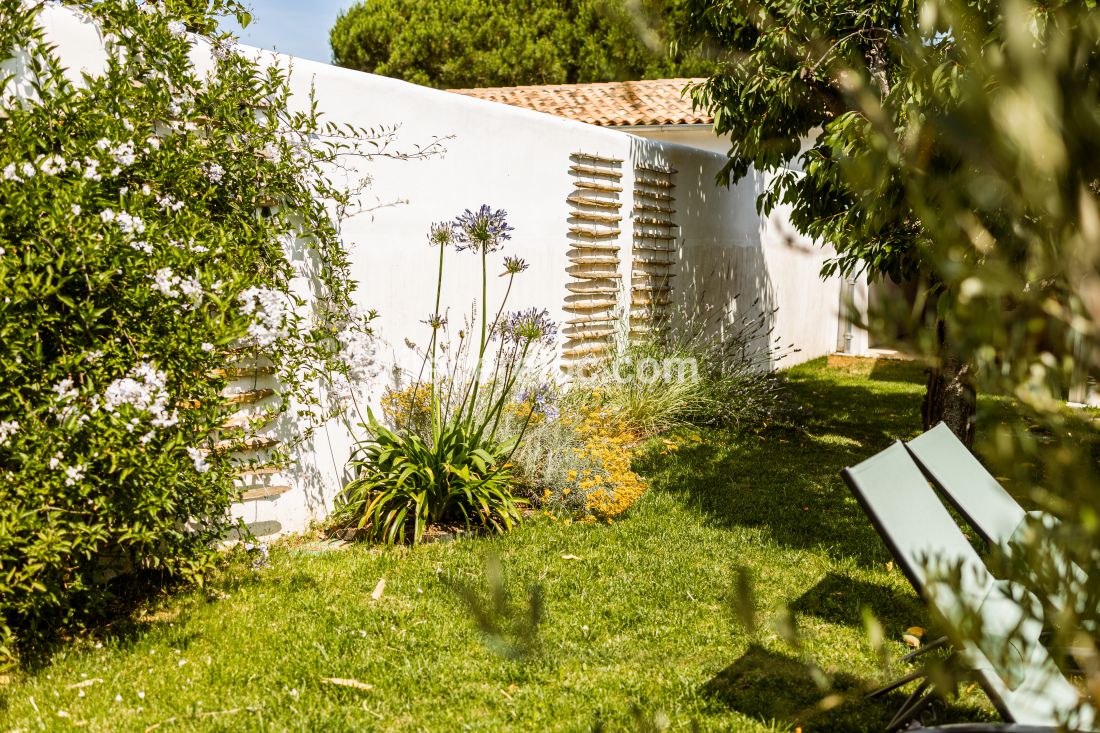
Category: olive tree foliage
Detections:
[
  {"x1": 849, "y1": 2, "x2": 1100, "y2": 706},
  {"x1": 679, "y1": 0, "x2": 986, "y2": 442},
  {"x1": 0, "y1": 0, "x2": 432, "y2": 664},
  {"x1": 726, "y1": 0, "x2": 1100, "y2": 720},
  {"x1": 329, "y1": 0, "x2": 714, "y2": 89}
]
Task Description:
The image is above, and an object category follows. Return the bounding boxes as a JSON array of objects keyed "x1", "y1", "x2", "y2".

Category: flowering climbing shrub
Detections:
[
  {"x1": 0, "y1": 0, "x2": 400, "y2": 662},
  {"x1": 334, "y1": 207, "x2": 556, "y2": 543}
]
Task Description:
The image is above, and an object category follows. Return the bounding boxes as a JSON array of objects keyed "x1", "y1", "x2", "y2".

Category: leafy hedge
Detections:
[{"x1": 0, "y1": 0, "x2": 380, "y2": 663}]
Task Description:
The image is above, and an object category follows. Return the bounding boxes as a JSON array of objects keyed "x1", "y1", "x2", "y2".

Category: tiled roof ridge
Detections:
[{"x1": 447, "y1": 78, "x2": 712, "y2": 127}]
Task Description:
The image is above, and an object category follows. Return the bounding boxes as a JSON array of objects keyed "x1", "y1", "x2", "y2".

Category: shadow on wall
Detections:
[{"x1": 632, "y1": 135, "x2": 782, "y2": 368}]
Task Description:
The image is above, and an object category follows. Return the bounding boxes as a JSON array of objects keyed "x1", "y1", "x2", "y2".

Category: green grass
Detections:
[{"x1": 0, "y1": 358, "x2": 997, "y2": 732}]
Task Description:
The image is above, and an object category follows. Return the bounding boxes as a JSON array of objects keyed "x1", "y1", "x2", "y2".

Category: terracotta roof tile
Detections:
[{"x1": 447, "y1": 78, "x2": 711, "y2": 127}]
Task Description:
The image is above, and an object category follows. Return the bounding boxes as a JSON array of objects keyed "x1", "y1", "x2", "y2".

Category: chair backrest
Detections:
[
  {"x1": 842, "y1": 442, "x2": 1092, "y2": 729},
  {"x1": 841, "y1": 441, "x2": 990, "y2": 599},
  {"x1": 906, "y1": 422, "x2": 1026, "y2": 545}
]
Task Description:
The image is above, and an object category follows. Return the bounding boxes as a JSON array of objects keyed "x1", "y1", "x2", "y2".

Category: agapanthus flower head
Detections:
[
  {"x1": 499, "y1": 307, "x2": 557, "y2": 346},
  {"x1": 502, "y1": 255, "x2": 529, "y2": 275},
  {"x1": 519, "y1": 383, "x2": 559, "y2": 420},
  {"x1": 421, "y1": 313, "x2": 447, "y2": 330},
  {"x1": 427, "y1": 221, "x2": 455, "y2": 247},
  {"x1": 453, "y1": 205, "x2": 512, "y2": 253}
]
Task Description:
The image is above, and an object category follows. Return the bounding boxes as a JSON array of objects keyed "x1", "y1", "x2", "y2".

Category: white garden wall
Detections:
[{"x1": 31, "y1": 5, "x2": 861, "y2": 537}]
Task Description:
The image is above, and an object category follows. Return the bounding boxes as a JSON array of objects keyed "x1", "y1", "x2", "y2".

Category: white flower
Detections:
[
  {"x1": 337, "y1": 320, "x2": 378, "y2": 384},
  {"x1": 152, "y1": 268, "x2": 179, "y2": 297},
  {"x1": 20, "y1": 162, "x2": 34, "y2": 178},
  {"x1": 48, "y1": 452, "x2": 63, "y2": 470},
  {"x1": 104, "y1": 362, "x2": 178, "y2": 429},
  {"x1": 157, "y1": 195, "x2": 183, "y2": 212},
  {"x1": 186, "y1": 446, "x2": 209, "y2": 473},
  {"x1": 64, "y1": 464, "x2": 86, "y2": 486},
  {"x1": 238, "y1": 287, "x2": 290, "y2": 347},
  {"x1": 37, "y1": 154, "x2": 66, "y2": 176},
  {"x1": 111, "y1": 142, "x2": 136, "y2": 167},
  {"x1": 95, "y1": 138, "x2": 112, "y2": 151},
  {"x1": 203, "y1": 163, "x2": 224, "y2": 183},
  {"x1": 152, "y1": 268, "x2": 202, "y2": 304},
  {"x1": 71, "y1": 204, "x2": 82, "y2": 215},
  {"x1": 177, "y1": 276, "x2": 202, "y2": 300},
  {"x1": 101, "y1": 209, "x2": 145, "y2": 236},
  {"x1": 130, "y1": 240, "x2": 153, "y2": 254},
  {"x1": 0, "y1": 420, "x2": 18, "y2": 446},
  {"x1": 211, "y1": 40, "x2": 235, "y2": 61},
  {"x1": 146, "y1": 136, "x2": 161, "y2": 151},
  {"x1": 200, "y1": 342, "x2": 214, "y2": 352},
  {"x1": 53, "y1": 377, "x2": 78, "y2": 402},
  {"x1": 167, "y1": 20, "x2": 185, "y2": 37},
  {"x1": 2, "y1": 163, "x2": 20, "y2": 182},
  {"x1": 82, "y1": 158, "x2": 102, "y2": 181}
]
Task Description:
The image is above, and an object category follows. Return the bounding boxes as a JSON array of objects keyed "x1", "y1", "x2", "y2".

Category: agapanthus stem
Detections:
[
  {"x1": 465, "y1": 249, "x2": 489, "y2": 426},
  {"x1": 430, "y1": 242, "x2": 445, "y2": 437}
]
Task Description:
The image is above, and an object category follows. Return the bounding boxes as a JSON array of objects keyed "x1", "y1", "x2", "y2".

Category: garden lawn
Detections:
[{"x1": 0, "y1": 357, "x2": 998, "y2": 732}]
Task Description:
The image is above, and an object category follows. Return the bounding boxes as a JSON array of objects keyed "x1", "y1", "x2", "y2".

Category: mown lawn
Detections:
[{"x1": 0, "y1": 357, "x2": 997, "y2": 732}]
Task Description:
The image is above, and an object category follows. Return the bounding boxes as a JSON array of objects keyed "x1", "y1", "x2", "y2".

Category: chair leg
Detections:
[
  {"x1": 884, "y1": 679, "x2": 938, "y2": 732},
  {"x1": 868, "y1": 668, "x2": 927, "y2": 699}
]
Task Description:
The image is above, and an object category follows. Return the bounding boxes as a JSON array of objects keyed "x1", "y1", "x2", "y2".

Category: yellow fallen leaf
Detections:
[
  {"x1": 371, "y1": 578, "x2": 385, "y2": 601},
  {"x1": 66, "y1": 678, "x2": 103, "y2": 689},
  {"x1": 906, "y1": 626, "x2": 925, "y2": 638},
  {"x1": 320, "y1": 677, "x2": 373, "y2": 692},
  {"x1": 561, "y1": 554, "x2": 582, "y2": 560}
]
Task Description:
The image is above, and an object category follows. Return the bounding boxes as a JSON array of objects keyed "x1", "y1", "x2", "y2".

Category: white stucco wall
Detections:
[{"x1": 29, "y1": 6, "x2": 857, "y2": 536}]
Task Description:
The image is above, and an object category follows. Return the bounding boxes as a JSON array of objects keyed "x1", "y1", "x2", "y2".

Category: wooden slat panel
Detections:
[
  {"x1": 574, "y1": 180, "x2": 623, "y2": 193},
  {"x1": 239, "y1": 485, "x2": 291, "y2": 501},
  {"x1": 570, "y1": 164, "x2": 623, "y2": 179},
  {"x1": 567, "y1": 195, "x2": 622, "y2": 209},
  {"x1": 224, "y1": 388, "x2": 275, "y2": 405}
]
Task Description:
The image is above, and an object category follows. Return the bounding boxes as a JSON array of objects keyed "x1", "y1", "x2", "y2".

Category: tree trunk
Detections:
[{"x1": 921, "y1": 326, "x2": 976, "y2": 447}]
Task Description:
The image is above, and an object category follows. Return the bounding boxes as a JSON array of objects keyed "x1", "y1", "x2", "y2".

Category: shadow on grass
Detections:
[
  {"x1": 635, "y1": 359, "x2": 927, "y2": 568},
  {"x1": 790, "y1": 572, "x2": 924, "y2": 630},
  {"x1": 868, "y1": 359, "x2": 926, "y2": 383},
  {"x1": 702, "y1": 643, "x2": 987, "y2": 733}
]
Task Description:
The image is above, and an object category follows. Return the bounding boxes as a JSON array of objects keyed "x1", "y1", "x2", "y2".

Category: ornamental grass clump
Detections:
[
  {"x1": 334, "y1": 208, "x2": 556, "y2": 544},
  {"x1": 0, "y1": 0, "x2": 410, "y2": 664},
  {"x1": 583, "y1": 298, "x2": 794, "y2": 435}
]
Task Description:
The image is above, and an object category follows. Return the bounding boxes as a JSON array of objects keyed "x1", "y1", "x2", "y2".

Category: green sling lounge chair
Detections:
[
  {"x1": 842, "y1": 442, "x2": 1093, "y2": 732},
  {"x1": 905, "y1": 423, "x2": 1034, "y2": 547},
  {"x1": 905, "y1": 422, "x2": 1091, "y2": 620}
]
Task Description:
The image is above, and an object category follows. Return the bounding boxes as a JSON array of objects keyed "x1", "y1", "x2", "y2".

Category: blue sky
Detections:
[{"x1": 224, "y1": 0, "x2": 357, "y2": 64}]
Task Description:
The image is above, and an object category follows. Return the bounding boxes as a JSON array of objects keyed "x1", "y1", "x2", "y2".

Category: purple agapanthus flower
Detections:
[
  {"x1": 421, "y1": 313, "x2": 447, "y2": 329},
  {"x1": 502, "y1": 255, "x2": 529, "y2": 275},
  {"x1": 498, "y1": 307, "x2": 557, "y2": 346},
  {"x1": 427, "y1": 221, "x2": 455, "y2": 247},
  {"x1": 520, "y1": 383, "x2": 559, "y2": 420},
  {"x1": 453, "y1": 205, "x2": 513, "y2": 253}
]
